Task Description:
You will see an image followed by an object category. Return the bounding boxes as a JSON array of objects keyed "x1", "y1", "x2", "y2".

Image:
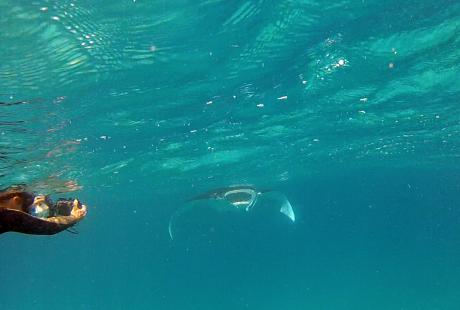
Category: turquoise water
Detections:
[{"x1": 1, "y1": 0, "x2": 460, "y2": 309}]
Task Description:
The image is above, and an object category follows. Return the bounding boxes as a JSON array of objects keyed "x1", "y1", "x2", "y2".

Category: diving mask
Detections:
[{"x1": 29, "y1": 195, "x2": 50, "y2": 218}]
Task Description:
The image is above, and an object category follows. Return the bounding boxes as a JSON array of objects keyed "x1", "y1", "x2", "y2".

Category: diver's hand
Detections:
[{"x1": 70, "y1": 199, "x2": 87, "y2": 219}]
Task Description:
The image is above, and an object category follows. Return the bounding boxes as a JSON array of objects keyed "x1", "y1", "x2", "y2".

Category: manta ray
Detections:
[{"x1": 168, "y1": 185, "x2": 295, "y2": 240}]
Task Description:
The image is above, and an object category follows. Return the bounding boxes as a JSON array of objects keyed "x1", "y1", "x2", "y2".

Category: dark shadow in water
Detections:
[{"x1": 0, "y1": 98, "x2": 42, "y2": 106}]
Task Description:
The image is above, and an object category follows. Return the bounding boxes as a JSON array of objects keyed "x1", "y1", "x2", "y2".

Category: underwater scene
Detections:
[{"x1": 1, "y1": 0, "x2": 460, "y2": 309}]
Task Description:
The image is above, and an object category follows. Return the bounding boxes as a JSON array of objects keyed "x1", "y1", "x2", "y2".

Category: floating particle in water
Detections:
[
  {"x1": 360, "y1": 97, "x2": 368, "y2": 102},
  {"x1": 358, "y1": 110, "x2": 366, "y2": 114},
  {"x1": 206, "y1": 100, "x2": 213, "y2": 105},
  {"x1": 256, "y1": 103, "x2": 264, "y2": 108},
  {"x1": 40, "y1": 7, "x2": 48, "y2": 12},
  {"x1": 388, "y1": 62, "x2": 394, "y2": 69},
  {"x1": 334, "y1": 59, "x2": 347, "y2": 68},
  {"x1": 53, "y1": 96, "x2": 66, "y2": 104},
  {"x1": 302, "y1": 80, "x2": 308, "y2": 85},
  {"x1": 277, "y1": 96, "x2": 288, "y2": 100},
  {"x1": 51, "y1": 16, "x2": 60, "y2": 21},
  {"x1": 149, "y1": 45, "x2": 157, "y2": 52}
]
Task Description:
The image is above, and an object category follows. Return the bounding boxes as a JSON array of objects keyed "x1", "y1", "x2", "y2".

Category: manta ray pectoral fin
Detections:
[
  {"x1": 168, "y1": 216, "x2": 174, "y2": 240},
  {"x1": 280, "y1": 199, "x2": 295, "y2": 222},
  {"x1": 169, "y1": 205, "x2": 190, "y2": 240}
]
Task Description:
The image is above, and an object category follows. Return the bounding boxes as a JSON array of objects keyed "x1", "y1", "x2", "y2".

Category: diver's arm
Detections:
[
  {"x1": 44, "y1": 204, "x2": 87, "y2": 226},
  {"x1": 44, "y1": 215, "x2": 82, "y2": 226}
]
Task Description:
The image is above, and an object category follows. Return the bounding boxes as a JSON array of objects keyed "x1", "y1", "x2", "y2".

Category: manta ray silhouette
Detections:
[{"x1": 168, "y1": 185, "x2": 295, "y2": 240}]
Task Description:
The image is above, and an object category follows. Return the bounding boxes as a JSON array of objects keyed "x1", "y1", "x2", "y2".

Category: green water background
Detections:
[{"x1": 1, "y1": 0, "x2": 460, "y2": 309}]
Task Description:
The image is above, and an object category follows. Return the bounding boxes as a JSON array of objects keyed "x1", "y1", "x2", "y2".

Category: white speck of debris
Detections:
[
  {"x1": 256, "y1": 103, "x2": 264, "y2": 108},
  {"x1": 206, "y1": 100, "x2": 213, "y2": 105},
  {"x1": 313, "y1": 138, "x2": 319, "y2": 142},
  {"x1": 338, "y1": 59, "x2": 345, "y2": 66},
  {"x1": 100, "y1": 135, "x2": 107, "y2": 140},
  {"x1": 302, "y1": 80, "x2": 308, "y2": 84},
  {"x1": 40, "y1": 7, "x2": 48, "y2": 11},
  {"x1": 277, "y1": 96, "x2": 288, "y2": 100},
  {"x1": 358, "y1": 110, "x2": 366, "y2": 114},
  {"x1": 232, "y1": 95, "x2": 236, "y2": 99},
  {"x1": 435, "y1": 115, "x2": 440, "y2": 119},
  {"x1": 190, "y1": 129, "x2": 197, "y2": 133},
  {"x1": 360, "y1": 97, "x2": 368, "y2": 102},
  {"x1": 52, "y1": 16, "x2": 60, "y2": 21}
]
